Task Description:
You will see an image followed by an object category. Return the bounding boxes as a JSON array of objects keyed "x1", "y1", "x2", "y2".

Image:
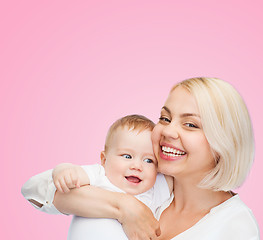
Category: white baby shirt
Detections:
[{"x1": 21, "y1": 164, "x2": 171, "y2": 240}]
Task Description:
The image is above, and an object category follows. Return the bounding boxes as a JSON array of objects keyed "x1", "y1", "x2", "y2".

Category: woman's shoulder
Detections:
[
  {"x1": 208, "y1": 194, "x2": 260, "y2": 237},
  {"x1": 211, "y1": 194, "x2": 255, "y2": 217}
]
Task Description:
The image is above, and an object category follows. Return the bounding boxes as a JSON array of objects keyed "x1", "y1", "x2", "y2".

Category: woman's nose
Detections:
[{"x1": 162, "y1": 122, "x2": 179, "y2": 140}]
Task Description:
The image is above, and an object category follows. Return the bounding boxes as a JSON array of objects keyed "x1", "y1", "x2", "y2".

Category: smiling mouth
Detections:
[
  {"x1": 125, "y1": 176, "x2": 142, "y2": 183},
  {"x1": 161, "y1": 146, "x2": 186, "y2": 157}
]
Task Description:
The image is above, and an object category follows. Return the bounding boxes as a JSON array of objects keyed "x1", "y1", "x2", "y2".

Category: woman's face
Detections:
[{"x1": 152, "y1": 86, "x2": 215, "y2": 181}]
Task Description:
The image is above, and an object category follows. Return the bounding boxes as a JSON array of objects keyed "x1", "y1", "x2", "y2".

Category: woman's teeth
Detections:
[{"x1": 162, "y1": 146, "x2": 186, "y2": 156}]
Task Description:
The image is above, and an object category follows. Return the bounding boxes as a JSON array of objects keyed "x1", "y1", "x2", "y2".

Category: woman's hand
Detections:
[{"x1": 117, "y1": 194, "x2": 161, "y2": 240}]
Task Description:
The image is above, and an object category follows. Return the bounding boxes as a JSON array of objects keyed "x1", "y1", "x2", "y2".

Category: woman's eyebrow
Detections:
[
  {"x1": 161, "y1": 106, "x2": 171, "y2": 114},
  {"x1": 162, "y1": 106, "x2": 200, "y2": 118},
  {"x1": 180, "y1": 113, "x2": 200, "y2": 118}
]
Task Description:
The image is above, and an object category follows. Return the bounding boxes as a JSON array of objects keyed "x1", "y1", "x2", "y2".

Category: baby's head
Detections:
[{"x1": 101, "y1": 115, "x2": 157, "y2": 195}]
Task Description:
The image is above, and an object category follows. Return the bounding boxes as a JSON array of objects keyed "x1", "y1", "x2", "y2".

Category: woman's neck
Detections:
[{"x1": 172, "y1": 178, "x2": 232, "y2": 214}]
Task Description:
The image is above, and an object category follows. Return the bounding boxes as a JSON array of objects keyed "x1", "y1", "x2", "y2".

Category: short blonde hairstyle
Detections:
[
  {"x1": 104, "y1": 114, "x2": 155, "y2": 153},
  {"x1": 171, "y1": 77, "x2": 254, "y2": 191}
]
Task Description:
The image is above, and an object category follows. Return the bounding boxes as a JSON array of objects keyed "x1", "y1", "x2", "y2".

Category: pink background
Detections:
[{"x1": 1, "y1": 1, "x2": 262, "y2": 238}]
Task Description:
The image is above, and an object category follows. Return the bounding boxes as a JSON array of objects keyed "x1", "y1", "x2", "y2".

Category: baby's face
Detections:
[{"x1": 101, "y1": 127, "x2": 157, "y2": 195}]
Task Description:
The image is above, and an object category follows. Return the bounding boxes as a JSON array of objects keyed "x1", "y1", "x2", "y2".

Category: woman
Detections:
[
  {"x1": 28, "y1": 77, "x2": 260, "y2": 239},
  {"x1": 149, "y1": 77, "x2": 259, "y2": 239}
]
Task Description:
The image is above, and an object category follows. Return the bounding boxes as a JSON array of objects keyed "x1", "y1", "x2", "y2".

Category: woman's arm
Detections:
[
  {"x1": 22, "y1": 167, "x2": 161, "y2": 239},
  {"x1": 53, "y1": 185, "x2": 161, "y2": 240}
]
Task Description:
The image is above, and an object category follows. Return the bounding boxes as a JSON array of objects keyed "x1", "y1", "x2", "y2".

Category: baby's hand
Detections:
[{"x1": 52, "y1": 163, "x2": 89, "y2": 193}]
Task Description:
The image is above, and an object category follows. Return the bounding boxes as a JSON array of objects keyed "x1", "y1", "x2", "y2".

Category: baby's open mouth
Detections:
[{"x1": 125, "y1": 176, "x2": 142, "y2": 183}]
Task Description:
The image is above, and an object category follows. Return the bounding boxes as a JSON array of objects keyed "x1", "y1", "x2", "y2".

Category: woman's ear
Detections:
[{"x1": 100, "y1": 151, "x2": 106, "y2": 166}]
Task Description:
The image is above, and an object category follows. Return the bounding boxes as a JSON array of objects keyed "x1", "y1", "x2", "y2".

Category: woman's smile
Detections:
[{"x1": 159, "y1": 144, "x2": 187, "y2": 161}]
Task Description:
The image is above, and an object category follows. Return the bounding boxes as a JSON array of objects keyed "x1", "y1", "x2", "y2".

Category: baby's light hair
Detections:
[
  {"x1": 171, "y1": 77, "x2": 254, "y2": 191},
  {"x1": 104, "y1": 114, "x2": 155, "y2": 152}
]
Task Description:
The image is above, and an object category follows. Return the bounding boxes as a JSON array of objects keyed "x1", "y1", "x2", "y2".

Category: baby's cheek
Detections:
[{"x1": 151, "y1": 130, "x2": 161, "y2": 148}]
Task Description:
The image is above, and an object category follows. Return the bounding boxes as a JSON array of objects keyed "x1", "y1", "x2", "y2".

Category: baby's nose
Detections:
[{"x1": 130, "y1": 159, "x2": 143, "y2": 171}]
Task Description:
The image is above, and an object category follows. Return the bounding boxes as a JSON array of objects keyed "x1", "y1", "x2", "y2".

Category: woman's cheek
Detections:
[{"x1": 151, "y1": 125, "x2": 162, "y2": 149}]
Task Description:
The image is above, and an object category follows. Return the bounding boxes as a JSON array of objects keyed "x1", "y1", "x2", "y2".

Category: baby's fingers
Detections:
[
  {"x1": 54, "y1": 179, "x2": 64, "y2": 193},
  {"x1": 64, "y1": 174, "x2": 76, "y2": 190},
  {"x1": 69, "y1": 171, "x2": 80, "y2": 188},
  {"x1": 58, "y1": 177, "x2": 71, "y2": 193}
]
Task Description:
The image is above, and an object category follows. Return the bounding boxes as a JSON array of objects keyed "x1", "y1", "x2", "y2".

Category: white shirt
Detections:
[
  {"x1": 21, "y1": 164, "x2": 171, "y2": 239},
  {"x1": 156, "y1": 193, "x2": 260, "y2": 240},
  {"x1": 22, "y1": 166, "x2": 259, "y2": 239}
]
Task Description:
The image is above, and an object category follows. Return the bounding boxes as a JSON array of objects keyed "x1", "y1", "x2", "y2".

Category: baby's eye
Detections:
[
  {"x1": 185, "y1": 123, "x2": 198, "y2": 128},
  {"x1": 143, "y1": 158, "x2": 154, "y2": 164},
  {"x1": 159, "y1": 116, "x2": 171, "y2": 123},
  {"x1": 122, "y1": 154, "x2": 132, "y2": 159}
]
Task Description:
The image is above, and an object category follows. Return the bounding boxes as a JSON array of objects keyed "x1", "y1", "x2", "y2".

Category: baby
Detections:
[{"x1": 22, "y1": 114, "x2": 172, "y2": 239}]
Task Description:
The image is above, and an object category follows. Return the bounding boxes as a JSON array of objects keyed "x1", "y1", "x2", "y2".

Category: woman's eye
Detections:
[
  {"x1": 159, "y1": 116, "x2": 171, "y2": 123},
  {"x1": 185, "y1": 123, "x2": 198, "y2": 128},
  {"x1": 144, "y1": 158, "x2": 153, "y2": 164},
  {"x1": 122, "y1": 154, "x2": 132, "y2": 159}
]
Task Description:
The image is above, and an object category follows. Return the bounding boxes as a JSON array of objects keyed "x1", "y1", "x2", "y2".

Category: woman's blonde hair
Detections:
[{"x1": 171, "y1": 77, "x2": 254, "y2": 191}]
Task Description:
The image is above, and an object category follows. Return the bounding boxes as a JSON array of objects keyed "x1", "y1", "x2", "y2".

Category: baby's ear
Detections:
[{"x1": 100, "y1": 151, "x2": 106, "y2": 166}]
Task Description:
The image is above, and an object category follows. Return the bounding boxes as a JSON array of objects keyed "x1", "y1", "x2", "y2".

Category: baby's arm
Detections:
[
  {"x1": 22, "y1": 166, "x2": 161, "y2": 239},
  {"x1": 52, "y1": 163, "x2": 90, "y2": 193},
  {"x1": 21, "y1": 169, "x2": 60, "y2": 214},
  {"x1": 21, "y1": 163, "x2": 90, "y2": 213}
]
